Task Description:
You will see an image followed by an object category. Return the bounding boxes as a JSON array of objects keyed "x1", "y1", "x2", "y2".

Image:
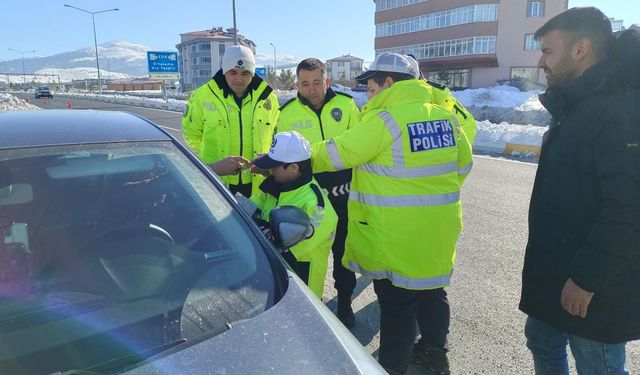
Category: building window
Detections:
[
  {"x1": 197, "y1": 43, "x2": 211, "y2": 52},
  {"x1": 376, "y1": 4, "x2": 498, "y2": 37},
  {"x1": 376, "y1": 0, "x2": 428, "y2": 12},
  {"x1": 199, "y1": 69, "x2": 212, "y2": 77},
  {"x1": 426, "y1": 69, "x2": 470, "y2": 89},
  {"x1": 527, "y1": 1, "x2": 544, "y2": 17},
  {"x1": 199, "y1": 57, "x2": 212, "y2": 64},
  {"x1": 191, "y1": 46, "x2": 196, "y2": 53},
  {"x1": 337, "y1": 61, "x2": 345, "y2": 67},
  {"x1": 511, "y1": 67, "x2": 539, "y2": 82},
  {"x1": 219, "y1": 43, "x2": 226, "y2": 55},
  {"x1": 524, "y1": 34, "x2": 540, "y2": 50},
  {"x1": 378, "y1": 36, "x2": 496, "y2": 60}
]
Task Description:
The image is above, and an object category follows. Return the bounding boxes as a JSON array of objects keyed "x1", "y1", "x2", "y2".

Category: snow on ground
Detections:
[{"x1": 0, "y1": 93, "x2": 40, "y2": 111}]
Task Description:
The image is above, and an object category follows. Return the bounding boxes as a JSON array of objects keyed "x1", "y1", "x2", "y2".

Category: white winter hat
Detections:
[
  {"x1": 253, "y1": 131, "x2": 311, "y2": 169},
  {"x1": 222, "y1": 45, "x2": 256, "y2": 75}
]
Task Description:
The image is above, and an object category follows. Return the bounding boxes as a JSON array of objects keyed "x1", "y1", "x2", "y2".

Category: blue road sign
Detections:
[
  {"x1": 147, "y1": 51, "x2": 180, "y2": 79},
  {"x1": 255, "y1": 67, "x2": 267, "y2": 79}
]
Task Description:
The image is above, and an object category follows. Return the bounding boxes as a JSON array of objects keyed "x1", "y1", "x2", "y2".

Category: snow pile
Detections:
[
  {"x1": 453, "y1": 85, "x2": 541, "y2": 108},
  {"x1": 452, "y1": 85, "x2": 550, "y2": 126},
  {"x1": 0, "y1": 93, "x2": 40, "y2": 111},
  {"x1": 475, "y1": 120, "x2": 546, "y2": 150}
]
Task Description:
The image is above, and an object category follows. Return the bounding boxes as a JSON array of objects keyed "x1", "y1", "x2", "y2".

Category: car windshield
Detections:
[{"x1": 0, "y1": 141, "x2": 282, "y2": 374}]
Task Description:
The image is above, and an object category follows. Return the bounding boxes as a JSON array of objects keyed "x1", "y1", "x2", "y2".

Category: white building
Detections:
[
  {"x1": 610, "y1": 18, "x2": 624, "y2": 32},
  {"x1": 325, "y1": 54, "x2": 364, "y2": 85},
  {"x1": 176, "y1": 27, "x2": 256, "y2": 92}
]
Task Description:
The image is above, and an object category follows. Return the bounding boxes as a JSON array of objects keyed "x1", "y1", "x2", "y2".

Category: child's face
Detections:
[{"x1": 271, "y1": 163, "x2": 300, "y2": 183}]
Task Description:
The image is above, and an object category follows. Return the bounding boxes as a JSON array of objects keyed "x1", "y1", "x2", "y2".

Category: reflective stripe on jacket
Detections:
[
  {"x1": 312, "y1": 79, "x2": 473, "y2": 290},
  {"x1": 250, "y1": 174, "x2": 337, "y2": 299},
  {"x1": 182, "y1": 70, "x2": 279, "y2": 190}
]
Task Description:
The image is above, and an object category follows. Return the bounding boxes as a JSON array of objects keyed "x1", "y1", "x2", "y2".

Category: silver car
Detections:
[{"x1": 0, "y1": 110, "x2": 385, "y2": 375}]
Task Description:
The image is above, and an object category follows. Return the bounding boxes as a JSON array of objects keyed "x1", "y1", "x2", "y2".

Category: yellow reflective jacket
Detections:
[
  {"x1": 182, "y1": 70, "x2": 279, "y2": 190},
  {"x1": 427, "y1": 80, "x2": 477, "y2": 146},
  {"x1": 276, "y1": 89, "x2": 359, "y2": 197},
  {"x1": 250, "y1": 172, "x2": 337, "y2": 299},
  {"x1": 312, "y1": 79, "x2": 473, "y2": 290}
]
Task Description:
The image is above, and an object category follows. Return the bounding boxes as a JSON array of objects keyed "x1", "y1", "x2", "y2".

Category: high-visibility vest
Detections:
[
  {"x1": 182, "y1": 70, "x2": 279, "y2": 190},
  {"x1": 277, "y1": 89, "x2": 359, "y2": 143},
  {"x1": 251, "y1": 175, "x2": 338, "y2": 299},
  {"x1": 312, "y1": 79, "x2": 473, "y2": 290},
  {"x1": 277, "y1": 89, "x2": 359, "y2": 197}
]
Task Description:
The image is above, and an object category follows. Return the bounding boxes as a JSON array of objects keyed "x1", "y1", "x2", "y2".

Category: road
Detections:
[{"x1": 21, "y1": 94, "x2": 640, "y2": 374}]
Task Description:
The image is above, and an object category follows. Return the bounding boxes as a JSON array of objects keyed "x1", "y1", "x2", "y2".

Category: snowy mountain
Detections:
[
  {"x1": 1, "y1": 41, "x2": 155, "y2": 78},
  {"x1": 254, "y1": 53, "x2": 300, "y2": 70}
]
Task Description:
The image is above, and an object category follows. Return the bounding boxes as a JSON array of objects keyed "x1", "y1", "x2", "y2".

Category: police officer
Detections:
[
  {"x1": 182, "y1": 45, "x2": 279, "y2": 197},
  {"x1": 311, "y1": 53, "x2": 473, "y2": 375},
  {"x1": 276, "y1": 58, "x2": 360, "y2": 327}
]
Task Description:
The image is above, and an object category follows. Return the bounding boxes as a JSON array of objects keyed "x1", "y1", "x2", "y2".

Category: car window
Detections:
[{"x1": 0, "y1": 141, "x2": 283, "y2": 374}]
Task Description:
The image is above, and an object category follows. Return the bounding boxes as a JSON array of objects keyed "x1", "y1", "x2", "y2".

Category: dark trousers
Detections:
[
  {"x1": 329, "y1": 196, "x2": 356, "y2": 299},
  {"x1": 281, "y1": 250, "x2": 310, "y2": 285},
  {"x1": 373, "y1": 279, "x2": 450, "y2": 373}
]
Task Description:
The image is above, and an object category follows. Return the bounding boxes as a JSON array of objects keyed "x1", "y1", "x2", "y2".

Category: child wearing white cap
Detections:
[{"x1": 250, "y1": 131, "x2": 337, "y2": 299}]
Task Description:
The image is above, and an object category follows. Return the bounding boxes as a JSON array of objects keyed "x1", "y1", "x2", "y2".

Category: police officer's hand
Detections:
[
  {"x1": 209, "y1": 156, "x2": 251, "y2": 176},
  {"x1": 560, "y1": 278, "x2": 594, "y2": 318}
]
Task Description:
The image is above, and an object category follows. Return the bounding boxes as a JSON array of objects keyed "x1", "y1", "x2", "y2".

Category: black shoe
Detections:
[
  {"x1": 336, "y1": 301, "x2": 355, "y2": 328},
  {"x1": 412, "y1": 344, "x2": 450, "y2": 375}
]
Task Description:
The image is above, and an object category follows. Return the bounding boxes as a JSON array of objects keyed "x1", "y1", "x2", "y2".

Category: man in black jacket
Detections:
[{"x1": 520, "y1": 7, "x2": 640, "y2": 374}]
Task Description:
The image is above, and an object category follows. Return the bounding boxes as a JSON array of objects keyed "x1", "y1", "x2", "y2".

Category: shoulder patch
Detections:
[
  {"x1": 335, "y1": 91, "x2": 353, "y2": 99},
  {"x1": 279, "y1": 97, "x2": 298, "y2": 112},
  {"x1": 426, "y1": 80, "x2": 448, "y2": 91}
]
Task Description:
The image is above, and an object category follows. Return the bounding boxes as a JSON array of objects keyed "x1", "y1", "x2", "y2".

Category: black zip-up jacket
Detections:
[{"x1": 519, "y1": 29, "x2": 640, "y2": 343}]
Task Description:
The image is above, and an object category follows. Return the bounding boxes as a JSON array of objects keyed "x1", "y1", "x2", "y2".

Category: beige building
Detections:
[
  {"x1": 374, "y1": 0, "x2": 568, "y2": 88},
  {"x1": 326, "y1": 54, "x2": 364, "y2": 84}
]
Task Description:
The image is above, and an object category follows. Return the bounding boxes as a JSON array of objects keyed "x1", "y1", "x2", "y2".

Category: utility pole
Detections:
[
  {"x1": 270, "y1": 43, "x2": 277, "y2": 91},
  {"x1": 8, "y1": 48, "x2": 36, "y2": 90},
  {"x1": 64, "y1": 4, "x2": 119, "y2": 95},
  {"x1": 232, "y1": 0, "x2": 238, "y2": 45}
]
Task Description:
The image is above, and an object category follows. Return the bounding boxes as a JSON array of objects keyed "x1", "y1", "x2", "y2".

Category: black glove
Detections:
[{"x1": 254, "y1": 218, "x2": 275, "y2": 243}]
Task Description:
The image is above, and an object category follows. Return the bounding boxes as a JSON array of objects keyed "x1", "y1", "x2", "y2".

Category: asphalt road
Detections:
[{"x1": 21, "y1": 94, "x2": 640, "y2": 374}]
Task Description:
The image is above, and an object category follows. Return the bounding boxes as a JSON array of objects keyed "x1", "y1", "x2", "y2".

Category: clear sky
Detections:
[{"x1": 1, "y1": 0, "x2": 637, "y2": 63}]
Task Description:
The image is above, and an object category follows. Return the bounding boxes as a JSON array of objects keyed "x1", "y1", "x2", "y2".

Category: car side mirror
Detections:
[{"x1": 269, "y1": 206, "x2": 313, "y2": 249}]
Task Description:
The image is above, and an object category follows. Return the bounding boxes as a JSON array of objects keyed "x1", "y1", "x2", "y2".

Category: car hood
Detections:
[{"x1": 126, "y1": 272, "x2": 385, "y2": 374}]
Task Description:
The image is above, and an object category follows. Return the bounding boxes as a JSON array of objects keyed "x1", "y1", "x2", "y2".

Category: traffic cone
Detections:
[{"x1": 67, "y1": 99, "x2": 73, "y2": 109}]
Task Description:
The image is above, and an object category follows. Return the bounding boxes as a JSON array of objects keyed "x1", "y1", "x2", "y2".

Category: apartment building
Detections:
[
  {"x1": 374, "y1": 0, "x2": 568, "y2": 88},
  {"x1": 176, "y1": 28, "x2": 256, "y2": 91},
  {"x1": 326, "y1": 54, "x2": 365, "y2": 84}
]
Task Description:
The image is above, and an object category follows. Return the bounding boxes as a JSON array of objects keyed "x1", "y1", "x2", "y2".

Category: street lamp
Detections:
[
  {"x1": 8, "y1": 48, "x2": 36, "y2": 89},
  {"x1": 269, "y1": 42, "x2": 277, "y2": 91},
  {"x1": 64, "y1": 4, "x2": 119, "y2": 95}
]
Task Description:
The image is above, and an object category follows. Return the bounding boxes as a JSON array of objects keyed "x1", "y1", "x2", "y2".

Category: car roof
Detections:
[{"x1": 0, "y1": 110, "x2": 172, "y2": 149}]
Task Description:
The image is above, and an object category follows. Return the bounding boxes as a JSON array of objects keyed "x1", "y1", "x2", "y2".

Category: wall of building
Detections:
[
  {"x1": 471, "y1": 0, "x2": 568, "y2": 88},
  {"x1": 373, "y1": 0, "x2": 568, "y2": 88}
]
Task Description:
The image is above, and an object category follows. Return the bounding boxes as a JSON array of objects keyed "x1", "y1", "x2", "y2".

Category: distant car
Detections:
[
  {"x1": 352, "y1": 83, "x2": 368, "y2": 92},
  {"x1": 0, "y1": 110, "x2": 384, "y2": 375},
  {"x1": 34, "y1": 86, "x2": 53, "y2": 99}
]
